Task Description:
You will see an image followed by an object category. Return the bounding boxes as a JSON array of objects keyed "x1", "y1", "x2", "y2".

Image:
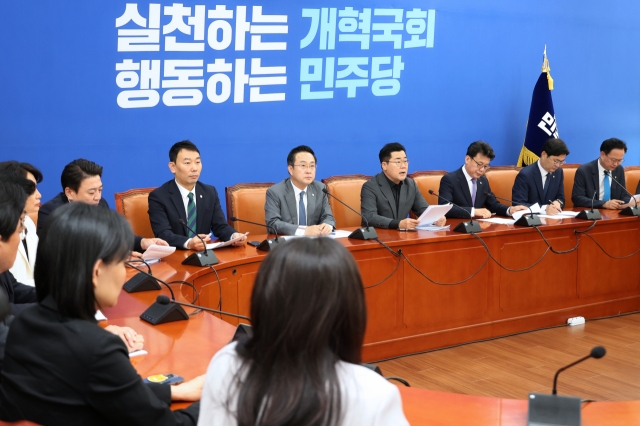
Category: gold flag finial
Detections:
[{"x1": 541, "y1": 45, "x2": 554, "y2": 90}]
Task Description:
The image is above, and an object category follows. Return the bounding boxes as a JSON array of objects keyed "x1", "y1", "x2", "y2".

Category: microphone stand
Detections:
[
  {"x1": 230, "y1": 217, "x2": 280, "y2": 252},
  {"x1": 608, "y1": 171, "x2": 640, "y2": 217},
  {"x1": 180, "y1": 220, "x2": 219, "y2": 266},
  {"x1": 322, "y1": 188, "x2": 378, "y2": 240},
  {"x1": 576, "y1": 190, "x2": 602, "y2": 220},
  {"x1": 428, "y1": 190, "x2": 481, "y2": 234},
  {"x1": 488, "y1": 192, "x2": 542, "y2": 227}
]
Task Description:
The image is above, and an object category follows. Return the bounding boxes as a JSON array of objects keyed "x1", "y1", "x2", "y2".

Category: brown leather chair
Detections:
[
  {"x1": 408, "y1": 170, "x2": 447, "y2": 206},
  {"x1": 485, "y1": 166, "x2": 520, "y2": 205},
  {"x1": 225, "y1": 183, "x2": 274, "y2": 234},
  {"x1": 114, "y1": 188, "x2": 156, "y2": 238},
  {"x1": 322, "y1": 174, "x2": 371, "y2": 228},
  {"x1": 560, "y1": 164, "x2": 581, "y2": 209},
  {"x1": 625, "y1": 166, "x2": 640, "y2": 196}
]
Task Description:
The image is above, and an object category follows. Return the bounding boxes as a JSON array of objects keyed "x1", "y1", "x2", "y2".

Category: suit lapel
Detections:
[
  {"x1": 456, "y1": 169, "x2": 473, "y2": 206},
  {"x1": 377, "y1": 174, "x2": 397, "y2": 219},
  {"x1": 285, "y1": 180, "x2": 299, "y2": 225},
  {"x1": 169, "y1": 181, "x2": 188, "y2": 229},
  {"x1": 591, "y1": 162, "x2": 600, "y2": 200}
]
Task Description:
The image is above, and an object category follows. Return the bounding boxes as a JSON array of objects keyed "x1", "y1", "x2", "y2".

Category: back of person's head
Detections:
[
  {"x1": 0, "y1": 161, "x2": 43, "y2": 183},
  {"x1": 35, "y1": 203, "x2": 133, "y2": 320},
  {"x1": 287, "y1": 145, "x2": 317, "y2": 166},
  {"x1": 541, "y1": 138, "x2": 570, "y2": 156},
  {"x1": 236, "y1": 238, "x2": 366, "y2": 426},
  {"x1": 379, "y1": 142, "x2": 406, "y2": 163},
  {"x1": 600, "y1": 138, "x2": 627, "y2": 155},
  {"x1": 466, "y1": 141, "x2": 495, "y2": 160},
  {"x1": 0, "y1": 180, "x2": 27, "y2": 242},
  {"x1": 60, "y1": 159, "x2": 103, "y2": 192},
  {"x1": 169, "y1": 140, "x2": 200, "y2": 163}
]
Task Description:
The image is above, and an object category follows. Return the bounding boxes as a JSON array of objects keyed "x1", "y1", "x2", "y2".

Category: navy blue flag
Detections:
[{"x1": 517, "y1": 52, "x2": 557, "y2": 166}]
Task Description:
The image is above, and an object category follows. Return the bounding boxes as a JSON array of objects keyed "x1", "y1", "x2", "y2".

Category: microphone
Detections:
[
  {"x1": 527, "y1": 346, "x2": 606, "y2": 425},
  {"x1": 576, "y1": 190, "x2": 602, "y2": 220},
  {"x1": 180, "y1": 219, "x2": 219, "y2": 266},
  {"x1": 124, "y1": 261, "x2": 173, "y2": 298},
  {"x1": 321, "y1": 187, "x2": 378, "y2": 240},
  {"x1": 230, "y1": 217, "x2": 280, "y2": 252},
  {"x1": 484, "y1": 192, "x2": 541, "y2": 227},
  {"x1": 552, "y1": 346, "x2": 606, "y2": 395},
  {"x1": 156, "y1": 295, "x2": 251, "y2": 322},
  {"x1": 428, "y1": 190, "x2": 481, "y2": 234},
  {"x1": 606, "y1": 170, "x2": 640, "y2": 217}
]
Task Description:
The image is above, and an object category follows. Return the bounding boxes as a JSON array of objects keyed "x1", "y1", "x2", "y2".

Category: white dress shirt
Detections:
[
  {"x1": 198, "y1": 342, "x2": 409, "y2": 426},
  {"x1": 291, "y1": 182, "x2": 308, "y2": 236}
]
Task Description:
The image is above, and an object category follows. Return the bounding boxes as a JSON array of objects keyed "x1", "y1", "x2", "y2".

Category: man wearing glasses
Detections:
[
  {"x1": 438, "y1": 141, "x2": 528, "y2": 219},
  {"x1": 361, "y1": 142, "x2": 446, "y2": 230},
  {"x1": 265, "y1": 145, "x2": 335, "y2": 236},
  {"x1": 512, "y1": 138, "x2": 570, "y2": 215},
  {"x1": 572, "y1": 138, "x2": 630, "y2": 209}
]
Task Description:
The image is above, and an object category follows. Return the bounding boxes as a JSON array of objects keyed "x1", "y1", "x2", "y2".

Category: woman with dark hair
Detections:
[
  {"x1": 198, "y1": 238, "x2": 408, "y2": 425},
  {"x1": 0, "y1": 203, "x2": 203, "y2": 426},
  {"x1": 0, "y1": 161, "x2": 42, "y2": 287}
]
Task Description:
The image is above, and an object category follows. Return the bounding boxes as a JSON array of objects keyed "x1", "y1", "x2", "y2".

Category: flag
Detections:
[{"x1": 517, "y1": 47, "x2": 558, "y2": 167}]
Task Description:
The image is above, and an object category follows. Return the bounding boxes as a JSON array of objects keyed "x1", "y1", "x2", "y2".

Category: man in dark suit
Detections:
[
  {"x1": 439, "y1": 141, "x2": 528, "y2": 219},
  {"x1": 572, "y1": 138, "x2": 631, "y2": 209},
  {"x1": 512, "y1": 138, "x2": 570, "y2": 215},
  {"x1": 148, "y1": 140, "x2": 246, "y2": 250},
  {"x1": 38, "y1": 159, "x2": 164, "y2": 253},
  {"x1": 361, "y1": 142, "x2": 446, "y2": 230},
  {"x1": 265, "y1": 145, "x2": 335, "y2": 235}
]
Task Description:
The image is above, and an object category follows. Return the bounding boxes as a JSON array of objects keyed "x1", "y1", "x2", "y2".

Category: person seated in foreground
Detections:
[
  {"x1": 0, "y1": 203, "x2": 203, "y2": 425},
  {"x1": 198, "y1": 238, "x2": 409, "y2": 425}
]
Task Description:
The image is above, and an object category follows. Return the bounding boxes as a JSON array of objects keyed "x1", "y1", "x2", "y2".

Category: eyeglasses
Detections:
[
  {"x1": 293, "y1": 164, "x2": 317, "y2": 171},
  {"x1": 552, "y1": 159, "x2": 566, "y2": 166},
  {"x1": 386, "y1": 160, "x2": 409, "y2": 167},
  {"x1": 471, "y1": 158, "x2": 491, "y2": 170},
  {"x1": 606, "y1": 155, "x2": 624, "y2": 165}
]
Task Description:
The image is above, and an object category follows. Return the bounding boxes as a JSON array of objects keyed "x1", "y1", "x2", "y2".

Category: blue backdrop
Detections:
[{"x1": 2, "y1": 1, "x2": 639, "y2": 212}]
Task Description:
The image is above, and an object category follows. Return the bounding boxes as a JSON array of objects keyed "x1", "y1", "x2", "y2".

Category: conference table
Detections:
[{"x1": 118, "y1": 208, "x2": 640, "y2": 363}]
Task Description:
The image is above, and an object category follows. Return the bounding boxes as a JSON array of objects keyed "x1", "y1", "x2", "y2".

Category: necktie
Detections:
[
  {"x1": 299, "y1": 191, "x2": 307, "y2": 226},
  {"x1": 187, "y1": 193, "x2": 197, "y2": 237},
  {"x1": 471, "y1": 179, "x2": 477, "y2": 206},
  {"x1": 543, "y1": 173, "x2": 550, "y2": 201},
  {"x1": 603, "y1": 173, "x2": 611, "y2": 202}
]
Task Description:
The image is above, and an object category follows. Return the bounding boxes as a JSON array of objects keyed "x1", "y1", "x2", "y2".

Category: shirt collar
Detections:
[
  {"x1": 597, "y1": 159, "x2": 606, "y2": 176},
  {"x1": 175, "y1": 180, "x2": 196, "y2": 200},
  {"x1": 290, "y1": 180, "x2": 308, "y2": 197},
  {"x1": 461, "y1": 165, "x2": 474, "y2": 181},
  {"x1": 537, "y1": 160, "x2": 548, "y2": 177},
  {"x1": 383, "y1": 173, "x2": 403, "y2": 190}
]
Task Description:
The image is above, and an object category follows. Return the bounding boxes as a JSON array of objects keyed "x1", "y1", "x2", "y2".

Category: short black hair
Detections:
[
  {"x1": 287, "y1": 145, "x2": 317, "y2": 166},
  {"x1": 379, "y1": 142, "x2": 406, "y2": 163},
  {"x1": 541, "y1": 138, "x2": 570, "y2": 157},
  {"x1": 0, "y1": 170, "x2": 36, "y2": 197},
  {"x1": 35, "y1": 203, "x2": 134, "y2": 321},
  {"x1": 0, "y1": 181, "x2": 27, "y2": 242},
  {"x1": 0, "y1": 161, "x2": 43, "y2": 183},
  {"x1": 600, "y1": 138, "x2": 627, "y2": 155},
  {"x1": 466, "y1": 141, "x2": 495, "y2": 160},
  {"x1": 169, "y1": 140, "x2": 200, "y2": 163},
  {"x1": 60, "y1": 159, "x2": 103, "y2": 192}
]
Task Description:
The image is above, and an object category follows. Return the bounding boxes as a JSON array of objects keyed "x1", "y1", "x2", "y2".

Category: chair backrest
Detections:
[
  {"x1": 225, "y1": 183, "x2": 274, "y2": 234},
  {"x1": 625, "y1": 166, "x2": 640, "y2": 195},
  {"x1": 408, "y1": 170, "x2": 448, "y2": 206},
  {"x1": 322, "y1": 174, "x2": 372, "y2": 228},
  {"x1": 484, "y1": 166, "x2": 520, "y2": 204},
  {"x1": 561, "y1": 163, "x2": 581, "y2": 209},
  {"x1": 114, "y1": 188, "x2": 156, "y2": 238}
]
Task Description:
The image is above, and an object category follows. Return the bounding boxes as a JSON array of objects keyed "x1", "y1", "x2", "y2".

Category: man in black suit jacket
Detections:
[
  {"x1": 512, "y1": 138, "x2": 569, "y2": 215},
  {"x1": 361, "y1": 142, "x2": 446, "y2": 229},
  {"x1": 38, "y1": 159, "x2": 165, "y2": 252},
  {"x1": 148, "y1": 140, "x2": 246, "y2": 250},
  {"x1": 572, "y1": 138, "x2": 631, "y2": 209},
  {"x1": 439, "y1": 141, "x2": 528, "y2": 219}
]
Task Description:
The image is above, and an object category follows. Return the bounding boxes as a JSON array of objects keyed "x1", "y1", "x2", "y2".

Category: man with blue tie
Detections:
[
  {"x1": 512, "y1": 138, "x2": 570, "y2": 215},
  {"x1": 571, "y1": 138, "x2": 630, "y2": 209},
  {"x1": 148, "y1": 140, "x2": 247, "y2": 250}
]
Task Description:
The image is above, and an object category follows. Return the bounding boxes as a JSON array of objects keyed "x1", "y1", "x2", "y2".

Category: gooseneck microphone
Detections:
[
  {"x1": 140, "y1": 294, "x2": 251, "y2": 326},
  {"x1": 157, "y1": 295, "x2": 251, "y2": 322},
  {"x1": 322, "y1": 188, "x2": 378, "y2": 240},
  {"x1": 230, "y1": 217, "x2": 280, "y2": 251},
  {"x1": 428, "y1": 190, "x2": 481, "y2": 234},
  {"x1": 180, "y1": 219, "x2": 219, "y2": 266},
  {"x1": 484, "y1": 192, "x2": 541, "y2": 227},
  {"x1": 528, "y1": 345, "x2": 606, "y2": 425},
  {"x1": 606, "y1": 170, "x2": 640, "y2": 217},
  {"x1": 576, "y1": 190, "x2": 602, "y2": 220},
  {"x1": 552, "y1": 346, "x2": 606, "y2": 395}
]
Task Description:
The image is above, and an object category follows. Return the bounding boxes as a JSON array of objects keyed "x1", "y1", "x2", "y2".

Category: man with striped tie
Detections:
[{"x1": 148, "y1": 140, "x2": 246, "y2": 250}]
